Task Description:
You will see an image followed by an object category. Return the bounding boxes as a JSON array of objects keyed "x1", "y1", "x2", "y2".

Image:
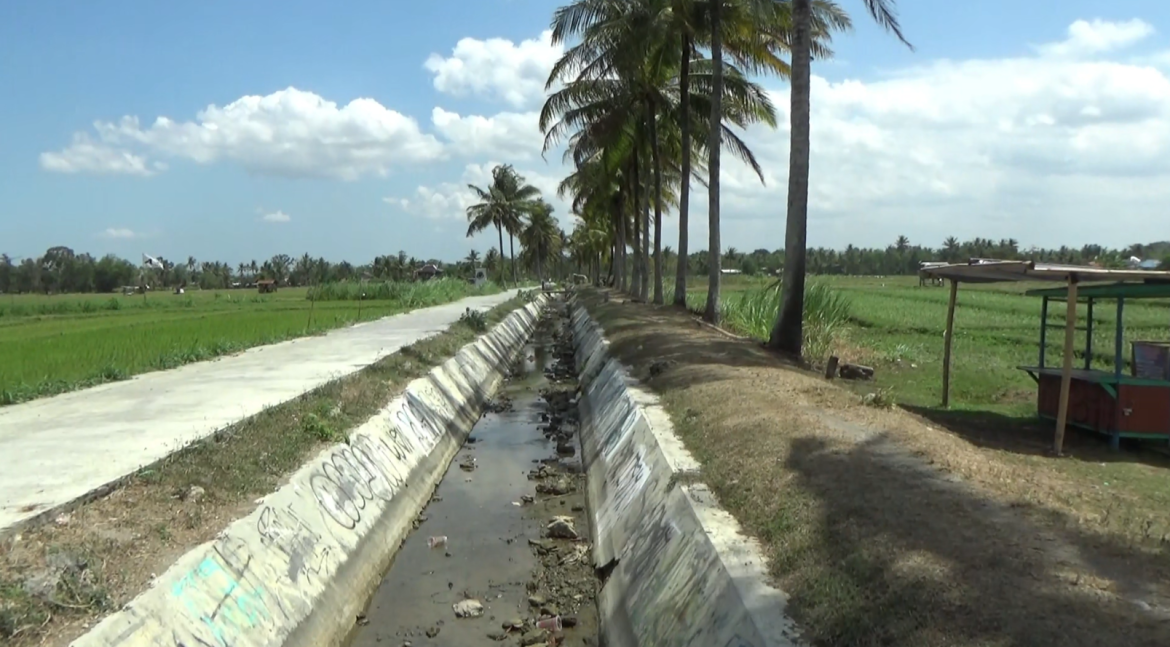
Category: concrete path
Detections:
[{"x1": 0, "y1": 290, "x2": 519, "y2": 533}]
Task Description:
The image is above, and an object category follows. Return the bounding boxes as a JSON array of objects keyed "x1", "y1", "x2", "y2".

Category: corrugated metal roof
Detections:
[{"x1": 1026, "y1": 282, "x2": 1170, "y2": 299}]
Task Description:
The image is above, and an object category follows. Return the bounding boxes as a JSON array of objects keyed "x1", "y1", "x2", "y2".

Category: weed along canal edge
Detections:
[{"x1": 349, "y1": 298, "x2": 600, "y2": 647}]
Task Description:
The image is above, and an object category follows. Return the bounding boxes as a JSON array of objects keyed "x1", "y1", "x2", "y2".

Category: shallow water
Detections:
[{"x1": 348, "y1": 309, "x2": 595, "y2": 646}]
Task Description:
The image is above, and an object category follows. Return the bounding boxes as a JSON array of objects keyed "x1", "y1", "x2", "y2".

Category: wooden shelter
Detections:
[
  {"x1": 257, "y1": 279, "x2": 277, "y2": 294},
  {"x1": 922, "y1": 260, "x2": 1170, "y2": 454}
]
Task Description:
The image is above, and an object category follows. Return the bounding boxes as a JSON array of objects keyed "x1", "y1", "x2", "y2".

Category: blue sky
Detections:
[{"x1": 3, "y1": 0, "x2": 1170, "y2": 266}]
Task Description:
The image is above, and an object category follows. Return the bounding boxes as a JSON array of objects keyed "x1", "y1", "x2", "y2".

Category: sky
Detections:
[{"x1": 2, "y1": 0, "x2": 1170, "y2": 265}]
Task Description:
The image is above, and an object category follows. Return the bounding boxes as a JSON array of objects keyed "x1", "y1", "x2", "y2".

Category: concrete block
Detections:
[
  {"x1": 71, "y1": 297, "x2": 546, "y2": 647},
  {"x1": 570, "y1": 297, "x2": 804, "y2": 647}
]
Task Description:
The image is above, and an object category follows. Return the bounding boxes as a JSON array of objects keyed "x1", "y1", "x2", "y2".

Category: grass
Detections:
[
  {"x1": 685, "y1": 279, "x2": 853, "y2": 362},
  {"x1": 0, "y1": 294, "x2": 528, "y2": 647},
  {"x1": 579, "y1": 291, "x2": 1170, "y2": 647},
  {"x1": 0, "y1": 279, "x2": 501, "y2": 405},
  {"x1": 690, "y1": 274, "x2": 1170, "y2": 418}
]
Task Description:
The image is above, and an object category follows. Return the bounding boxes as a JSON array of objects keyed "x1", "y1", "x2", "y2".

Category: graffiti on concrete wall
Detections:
[
  {"x1": 401, "y1": 391, "x2": 447, "y2": 447},
  {"x1": 596, "y1": 442, "x2": 650, "y2": 542},
  {"x1": 310, "y1": 436, "x2": 407, "y2": 530},
  {"x1": 620, "y1": 508, "x2": 760, "y2": 647},
  {"x1": 600, "y1": 399, "x2": 638, "y2": 464},
  {"x1": 255, "y1": 504, "x2": 331, "y2": 585},
  {"x1": 169, "y1": 538, "x2": 275, "y2": 647}
]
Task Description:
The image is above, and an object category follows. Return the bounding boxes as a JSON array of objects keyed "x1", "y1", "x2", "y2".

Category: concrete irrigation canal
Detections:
[
  {"x1": 68, "y1": 294, "x2": 795, "y2": 647},
  {"x1": 348, "y1": 303, "x2": 599, "y2": 646}
]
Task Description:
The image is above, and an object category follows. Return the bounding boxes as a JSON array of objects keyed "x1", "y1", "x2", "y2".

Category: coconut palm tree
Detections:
[
  {"x1": 544, "y1": 0, "x2": 776, "y2": 303},
  {"x1": 466, "y1": 164, "x2": 543, "y2": 285},
  {"x1": 520, "y1": 200, "x2": 562, "y2": 280},
  {"x1": 770, "y1": 0, "x2": 911, "y2": 354}
]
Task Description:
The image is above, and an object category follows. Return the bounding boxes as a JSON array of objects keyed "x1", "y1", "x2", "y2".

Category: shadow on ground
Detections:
[
  {"x1": 903, "y1": 405, "x2": 1170, "y2": 470},
  {"x1": 782, "y1": 432, "x2": 1169, "y2": 646}
]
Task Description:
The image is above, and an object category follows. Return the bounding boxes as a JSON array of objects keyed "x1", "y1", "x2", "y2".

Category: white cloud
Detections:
[
  {"x1": 1036, "y1": 18, "x2": 1154, "y2": 58},
  {"x1": 694, "y1": 18, "x2": 1170, "y2": 249},
  {"x1": 98, "y1": 227, "x2": 139, "y2": 239},
  {"x1": 41, "y1": 134, "x2": 163, "y2": 176},
  {"x1": 431, "y1": 107, "x2": 545, "y2": 159},
  {"x1": 261, "y1": 210, "x2": 291, "y2": 223},
  {"x1": 42, "y1": 87, "x2": 444, "y2": 180},
  {"x1": 391, "y1": 161, "x2": 571, "y2": 228},
  {"x1": 425, "y1": 30, "x2": 562, "y2": 108}
]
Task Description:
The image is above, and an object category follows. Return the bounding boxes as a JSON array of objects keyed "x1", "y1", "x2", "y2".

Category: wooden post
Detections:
[
  {"x1": 1039, "y1": 296, "x2": 1049, "y2": 368},
  {"x1": 1053, "y1": 276, "x2": 1079, "y2": 455},
  {"x1": 1085, "y1": 298, "x2": 1094, "y2": 370},
  {"x1": 942, "y1": 279, "x2": 959, "y2": 408}
]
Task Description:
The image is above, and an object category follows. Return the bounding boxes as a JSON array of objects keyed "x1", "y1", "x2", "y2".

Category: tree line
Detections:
[
  {"x1": 5, "y1": 234, "x2": 1165, "y2": 296},
  {"x1": 0, "y1": 247, "x2": 527, "y2": 295},
  {"x1": 695, "y1": 237, "x2": 1170, "y2": 276}
]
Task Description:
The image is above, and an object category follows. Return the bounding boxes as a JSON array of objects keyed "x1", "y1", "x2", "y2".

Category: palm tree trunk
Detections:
[
  {"x1": 703, "y1": 0, "x2": 724, "y2": 325},
  {"x1": 496, "y1": 224, "x2": 507, "y2": 285},
  {"x1": 639, "y1": 138, "x2": 651, "y2": 302},
  {"x1": 614, "y1": 205, "x2": 627, "y2": 291},
  {"x1": 673, "y1": 32, "x2": 693, "y2": 307},
  {"x1": 769, "y1": 0, "x2": 812, "y2": 354},
  {"x1": 509, "y1": 234, "x2": 517, "y2": 283},
  {"x1": 649, "y1": 103, "x2": 665, "y2": 305},
  {"x1": 630, "y1": 156, "x2": 642, "y2": 297}
]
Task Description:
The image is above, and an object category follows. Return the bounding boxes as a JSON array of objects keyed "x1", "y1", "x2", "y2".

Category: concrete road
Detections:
[{"x1": 0, "y1": 290, "x2": 519, "y2": 533}]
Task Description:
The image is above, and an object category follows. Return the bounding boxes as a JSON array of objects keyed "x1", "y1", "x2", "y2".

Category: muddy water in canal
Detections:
[{"x1": 349, "y1": 302, "x2": 599, "y2": 647}]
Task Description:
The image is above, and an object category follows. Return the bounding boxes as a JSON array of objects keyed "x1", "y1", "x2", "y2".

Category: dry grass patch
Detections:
[
  {"x1": 580, "y1": 292, "x2": 1170, "y2": 647},
  {"x1": 0, "y1": 296, "x2": 527, "y2": 647}
]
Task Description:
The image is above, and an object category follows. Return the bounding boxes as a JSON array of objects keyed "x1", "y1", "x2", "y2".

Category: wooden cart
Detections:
[{"x1": 1019, "y1": 282, "x2": 1170, "y2": 450}]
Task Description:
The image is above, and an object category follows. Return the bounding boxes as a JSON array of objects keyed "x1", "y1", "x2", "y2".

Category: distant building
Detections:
[{"x1": 413, "y1": 264, "x2": 444, "y2": 281}]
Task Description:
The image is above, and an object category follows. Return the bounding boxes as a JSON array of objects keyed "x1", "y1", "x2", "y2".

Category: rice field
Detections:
[
  {"x1": 0, "y1": 279, "x2": 500, "y2": 405},
  {"x1": 690, "y1": 275, "x2": 1170, "y2": 416}
]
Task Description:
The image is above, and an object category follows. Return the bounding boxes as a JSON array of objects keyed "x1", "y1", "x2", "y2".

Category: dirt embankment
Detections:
[{"x1": 579, "y1": 291, "x2": 1170, "y2": 647}]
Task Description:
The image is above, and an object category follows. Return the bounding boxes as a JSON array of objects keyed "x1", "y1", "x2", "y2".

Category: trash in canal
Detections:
[
  {"x1": 536, "y1": 615, "x2": 563, "y2": 631},
  {"x1": 452, "y1": 598, "x2": 484, "y2": 618},
  {"x1": 427, "y1": 535, "x2": 448, "y2": 549},
  {"x1": 546, "y1": 516, "x2": 578, "y2": 540}
]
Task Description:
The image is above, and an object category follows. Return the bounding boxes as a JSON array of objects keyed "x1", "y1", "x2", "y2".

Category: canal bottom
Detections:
[{"x1": 348, "y1": 303, "x2": 598, "y2": 647}]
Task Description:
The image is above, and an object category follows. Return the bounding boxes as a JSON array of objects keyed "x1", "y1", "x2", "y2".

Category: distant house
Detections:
[
  {"x1": 257, "y1": 279, "x2": 277, "y2": 294},
  {"x1": 413, "y1": 264, "x2": 444, "y2": 281},
  {"x1": 720, "y1": 268, "x2": 742, "y2": 275}
]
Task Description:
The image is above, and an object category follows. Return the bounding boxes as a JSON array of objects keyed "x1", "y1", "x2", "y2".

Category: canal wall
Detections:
[
  {"x1": 71, "y1": 297, "x2": 545, "y2": 647},
  {"x1": 570, "y1": 296, "x2": 804, "y2": 647}
]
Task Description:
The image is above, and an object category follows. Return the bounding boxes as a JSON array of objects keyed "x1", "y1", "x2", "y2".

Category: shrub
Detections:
[
  {"x1": 458, "y1": 308, "x2": 488, "y2": 332},
  {"x1": 688, "y1": 280, "x2": 853, "y2": 363}
]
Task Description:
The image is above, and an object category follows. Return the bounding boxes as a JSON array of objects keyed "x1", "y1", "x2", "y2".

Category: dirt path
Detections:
[
  {"x1": 579, "y1": 292, "x2": 1170, "y2": 647},
  {"x1": 349, "y1": 302, "x2": 599, "y2": 647}
]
